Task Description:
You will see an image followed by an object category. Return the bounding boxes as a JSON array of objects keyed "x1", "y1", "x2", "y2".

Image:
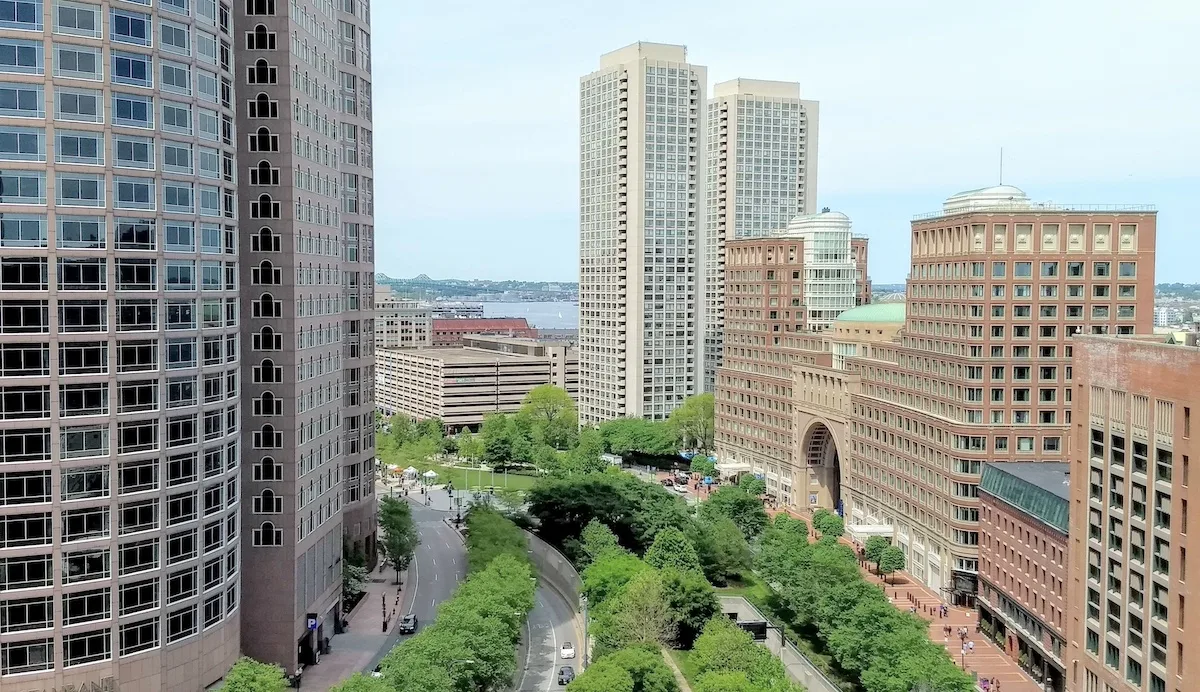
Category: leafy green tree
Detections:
[
  {"x1": 527, "y1": 473, "x2": 691, "y2": 553},
  {"x1": 397, "y1": 436, "x2": 439, "y2": 467},
  {"x1": 688, "y1": 516, "x2": 752, "y2": 586},
  {"x1": 480, "y1": 413, "x2": 514, "y2": 464},
  {"x1": 669, "y1": 393, "x2": 714, "y2": 454},
  {"x1": 818, "y1": 513, "x2": 844, "y2": 539},
  {"x1": 378, "y1": 496, "x2": 419, "y2": 583},
  {"x1": 644, "y1": 527, "x2": 703, "y2": 573},
  {"x1": 564, "y1": 427, "x2": 607, "y2": 474},
  {"x1": 582, "y1": 549, "x2": 650, "y2": 606},
  {"x1": 737, "y1": 474, "x2": 766, "y2": 497},
  {"x1": 864, "y1": 535, "x2": 890, "y2": 567},
  {"x1": 690, "y1": 618, "x2": 790, "y2": 689},
  {"x1": 661, "y1": 566, "x2": 718, "y2": 648},
  {"x1": 464, "y1": 506, "x2": 529, "y2": 574},
  {"x1": 600, "y1": 647, "x2": 680, "y2": 692},
  {"x1": 566, "y1": 659, "x2": 636, "y2": 692},
  {"x1": 330, "y1": 672, "x2": 393, "y2": 692},
  {"x1": 533, "y1": 443, "x2": 563, "y2": 475},
  {"x1": 593, "y1": 569, "x2": 675, "y2": 653},
  {"x1": 389, "y1": 414, "x2": 418, "y2": 446},
  {"x1": 342, "y1": 562, "x2": 368, "y2": 606},
  {"x1": 457, "y1": 430, "x2": 484, "y2": 462},
  {"x1": 599, "y1": 418, "x2": 678, "y2": 456},
  {"x1": 689, "y1": 456, "x2": 717, "y2": 477},
  {"x1": 694, "y1": 671, "x2": 758, "y2": 692},
  {"x1": 578, "y1": 519, "x2": 620, "y2": 568},
  {"x1": 518, "y1": 384, "x2": 579, "y2": 449},
  {"x1": 878, "y1": 545, "x2": 906, "y2": 584},
  {"x1": 700, "y1": 487, "x2": 767, "y2": 539},
  {"x1": 415, "y1": 417, "x2": 445, "y2": 440},
  {"x1": 222, "y1": 657, "x2": 289, "y2": 692}
]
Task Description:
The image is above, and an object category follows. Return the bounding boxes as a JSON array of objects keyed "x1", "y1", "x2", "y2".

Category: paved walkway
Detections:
[
  {"x1": 781, "y1": 509, "x2": 1040, "y2": 692},
  {"x1": 297, "y1": 564, "x2": 408, "y2": 690}
]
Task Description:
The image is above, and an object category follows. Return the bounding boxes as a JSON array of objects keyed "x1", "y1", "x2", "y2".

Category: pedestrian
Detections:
[
  {"x1": 982, "y1": 679, "x2": 990, "y2": 692},
  {"x1": 967, "y1": 640, "x2": 975, "y2": 653}
]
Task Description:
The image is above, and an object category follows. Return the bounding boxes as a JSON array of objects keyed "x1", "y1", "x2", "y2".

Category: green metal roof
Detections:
[
  {"x1": 979, "y1": 463, "x2": 1069, "y2": 535},
  {"x1": 835, "y1": 303, "x2": 906, "y2": 324}
]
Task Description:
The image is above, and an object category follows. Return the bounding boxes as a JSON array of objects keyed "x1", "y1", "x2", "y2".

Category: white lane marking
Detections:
[
  {"x1": 516, "y1": 610, "x2": 535, "y2": 692},
  {"x1": 405, "y1": 553, "x2": 420, "y2": 615},
  {"x1": 432, "y1": 558, "x2": 437, "y2": 567},
  {"x1": 434, "y1": 572, "x2": 438, "y2": 581},
  {"x1": 431, "y1": 597, "x2": 436, "y2": 609},
  {"x1": 545, "y1": 591, "x2": 558, "y2": 692}
]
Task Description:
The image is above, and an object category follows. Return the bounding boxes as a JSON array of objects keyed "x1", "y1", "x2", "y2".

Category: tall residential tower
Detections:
[
  {"x1": 235, "y1": 0, "x2": 376, "y2": 669},
  {"x1": 703, "y1": 79, "x2": 818, "y2": 391},
  {"x1": 578, "y1": 42, "x2": 705, "y2": 423},
  {"x1": 0, "y1": 1, "x2": 242, "y2": 689}
]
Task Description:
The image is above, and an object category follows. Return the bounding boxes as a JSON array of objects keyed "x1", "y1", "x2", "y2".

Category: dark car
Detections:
[
  {"x1": 660, "y1": 477, "x2": 674, "y2": 487},
  {"x1": 558, "y1": 666, "x2": 575, "y2": 685},
  {"x1": 398, "y1": 614, "x2": 417, "y2": 634}
]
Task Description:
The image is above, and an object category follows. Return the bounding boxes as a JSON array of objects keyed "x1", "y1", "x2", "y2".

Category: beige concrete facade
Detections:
[
  {"x1": 0, "y1": 1, "x2": 244, "y2": 689},
  {"x1": 376, "y1": 336, "x2": 579, "y2": 432},
  {"x1": 1067, "y1": 336, "x2": 1199, "y2": 692},
  {"x1": 234, "y1": 0, "x2": 376, "y2": 671},
  {"x1": 845, "y1": 185, "x2": 1157, "y2": 605},
  {"x1": 702, "y1": 78, "x2": 818, "y2": 393},
  {"x1": 374, "y1": 288, "x2": 431, "y2": 350},
  {"x1": 579, "y1": 42, "x2": 705, "y2": 424},
  {"x1": 851, "y1": 236, "x2": 871, "y2": 306}
]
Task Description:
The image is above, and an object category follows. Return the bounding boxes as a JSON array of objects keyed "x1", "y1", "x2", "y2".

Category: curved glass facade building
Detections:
[{"x1": 0, "y1": 0, "x2": 242, "y2": 689}]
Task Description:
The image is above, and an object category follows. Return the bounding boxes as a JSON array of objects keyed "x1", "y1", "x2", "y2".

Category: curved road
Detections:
[{"x1": 370, "y1": 483, "x2": 582, "y2": 689}]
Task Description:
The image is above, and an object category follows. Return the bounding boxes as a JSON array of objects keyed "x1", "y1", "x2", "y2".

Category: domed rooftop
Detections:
[
  {"x1": 943, "y1": 185, "x2": 1030, "y2": 213},
  {"x1": 835, "y1": 303, "x2": 906, "y2": 324}
]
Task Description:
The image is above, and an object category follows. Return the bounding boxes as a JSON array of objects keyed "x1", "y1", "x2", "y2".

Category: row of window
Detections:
[
  {"x1": 0, "y1": 0, "x2": 222, "y2": 35},
  {"x1": 0, "y1": 335, "x2": 236, "y2": 381},
  {"x1": 0, "y1": 215, "x2": 236, "y2": 252},
  {"x1": 0, "y1": 298, "x2": 239, "y2": 334},
  {"x1": 0, "y1": 170, "x2": 235, "y2": 216},
  {"x1": 1, "y1": 259, "x2": 237, "y2": 292},
  {"x1": 0, "y1": 375, "x2": 239, "y2": 427},
  {"x1": 0, "y1": 126, "x2": 236, "y2": 177}
]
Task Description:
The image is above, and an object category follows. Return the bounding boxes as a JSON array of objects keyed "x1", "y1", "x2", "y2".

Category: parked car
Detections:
[
  {"x1": 673, "y1": 484, "x2": 689, "y2": 494},
  {"x1": 398, "y1": 614, "x2": 418, "y2": 634},
  {"x1": 660, "y1": 477, "x2": 675, "y2": 487},
  {"x1": 560, "y1": 642, "x2": 575, "y2": 659},
  {"x1": 558, "y1": 667, "x2": 575, "y2": 685}
]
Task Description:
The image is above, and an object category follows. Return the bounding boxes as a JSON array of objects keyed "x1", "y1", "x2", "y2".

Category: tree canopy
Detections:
[
  {"x1": 699, "y1": 487, "x2": 768, "y2": 539},
  {"x1": 222, "y1": 657, "x2": 289, "y2": 692},
  {"x1": 669, "y1": 393, "x2": 714, "y2": 455},
  {"x1": 644, "y1": 527, "x2": 703, "y2": 574},
  {"x1": 517, "y1": 384, "x2": 578, "y2": 450},
  {"x1": 378, "y1": 496, "x2": 419, "y2": 584},
  {"x1": 599, "y1": 418, "x2": 679, "y2": 457},
  {"x1": 736, "y1": 474, "x2": 766, "y2": 497}
]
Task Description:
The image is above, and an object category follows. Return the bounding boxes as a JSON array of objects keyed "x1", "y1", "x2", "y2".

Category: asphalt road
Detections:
[
  {"x1": 514, "y1": 584, "x2": 580, "y2": 690},
  {"x1": 371, "y1": 480, "x2": 583, "y2": 688},
  {"x1": 365, "y1": 493, "x2": 467, "y2": 673}
]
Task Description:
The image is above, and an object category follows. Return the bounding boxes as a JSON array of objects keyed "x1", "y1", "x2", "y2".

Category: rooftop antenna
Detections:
[{"x1": 999, "y1": 147, "x2": 1004, "y2": 185}]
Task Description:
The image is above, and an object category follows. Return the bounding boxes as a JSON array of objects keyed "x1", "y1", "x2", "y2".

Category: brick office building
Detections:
[
  {"x1": 1066, "y1": 335, "x2": 1200, "y2": 692},
  {"x1": 979, "y1": 462, "x2": 1070, "y2": 691}
]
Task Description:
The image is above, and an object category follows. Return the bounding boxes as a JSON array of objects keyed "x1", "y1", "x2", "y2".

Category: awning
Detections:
[
  {"x1": 715, "y1": 461, "x2": 750, "y2": 477},
  {"x1": 846, "y1": 524, "x2": 894, "y2": 543}
]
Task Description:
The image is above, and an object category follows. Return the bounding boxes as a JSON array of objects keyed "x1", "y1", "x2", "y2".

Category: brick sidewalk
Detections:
[
  {"x1": 780, "y1": 509, "x2": 1040, "y2": 692},
  {"x1": 297, "y1": 563, "x2": 408, "y2": 690}
]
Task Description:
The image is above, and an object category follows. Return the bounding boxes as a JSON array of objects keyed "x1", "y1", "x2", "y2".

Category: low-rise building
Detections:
[
  {"x1": 375, "y1": 336, "x2": 578, "y2": 431},
  {"x1": 432, "y1": 317, "x2": 538, "y2": 346},
  {"x1": 375, "y1": 288, "x2": 432, "y2": 349},
  {"x1": 978, "y1": 462, "x2": 1069, "y2": 692}
]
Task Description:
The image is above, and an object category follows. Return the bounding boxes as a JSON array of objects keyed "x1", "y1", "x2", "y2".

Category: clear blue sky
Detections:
[{"x1": 371, "y1": 0, "x2": 1199, "y2": 284}]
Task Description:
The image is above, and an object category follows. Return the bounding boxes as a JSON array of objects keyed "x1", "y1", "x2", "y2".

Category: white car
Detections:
[{"x1": 560, "y1": 642, "x2": 576, "y2": 659}]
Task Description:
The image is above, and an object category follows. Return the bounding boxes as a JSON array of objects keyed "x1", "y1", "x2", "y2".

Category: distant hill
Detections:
[{"x1": 376, "y1": 274, "x2": 578, "y2": 301}]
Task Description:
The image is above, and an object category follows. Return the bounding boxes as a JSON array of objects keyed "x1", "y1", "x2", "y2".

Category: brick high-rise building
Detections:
[
  {"x1": 578, "y1": 42, "x2": 705, "y2": 424},
  {"x1": 0, "y1": 2, "x2": 244, "y2": 689},
  {"x1": 235, "y1": 0, "x2": 376, "y2": 669},
  {"x1": 702, "y1": 79, "x2": 818, "y2": 392},
  {"x1": 844, "y1": 185, "x2": 1156, "y2": 603},
  {"x1": 1066, "y1": 335, "x2": 1199, "y2": 692},
  {"x1": 851, "y1": 235, "x2": 871, "y2": 306}
]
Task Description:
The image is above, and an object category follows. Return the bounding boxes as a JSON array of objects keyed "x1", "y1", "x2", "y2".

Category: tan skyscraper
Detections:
[
  {"x1": 844, "y1": 185, "x2": 1156, "y2": 603},
  {"x1": 703, "y1": 79, "x2": 818, "y2": 391},
  {"x1": 1066, "y1": 335, "x2": 1198, "y2": 692},
  {"x1": 578, "y1": 43, "x2": 706, "y2": 423}
]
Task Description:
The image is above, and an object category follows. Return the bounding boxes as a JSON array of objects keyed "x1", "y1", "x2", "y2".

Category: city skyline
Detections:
[{"x1": 373, "y1": 0, "x2": 1199, "y2": 284}]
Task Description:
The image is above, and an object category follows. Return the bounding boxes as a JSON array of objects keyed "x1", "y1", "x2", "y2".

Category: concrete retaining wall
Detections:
[
  {"x1": 719, "y1": 596, "x2": 842, "y2": 692},
  {"x1": 524, "y1": 530, "x2": 587, "y2": 662}
]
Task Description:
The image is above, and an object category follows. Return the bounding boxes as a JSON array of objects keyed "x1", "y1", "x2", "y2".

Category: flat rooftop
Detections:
[{"x1": 383, "y1": 347, "x2": 543, "y2": 365}]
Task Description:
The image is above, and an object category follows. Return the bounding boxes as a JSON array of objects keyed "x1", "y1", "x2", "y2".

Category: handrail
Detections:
[{"x1": 913, "y1": 203, "x2": 1156, "y2": 221}]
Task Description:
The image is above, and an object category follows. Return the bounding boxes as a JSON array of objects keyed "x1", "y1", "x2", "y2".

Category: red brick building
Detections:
[
  {"x1": 851, "y1": 235, "x2": 871, "y2": 306},
  {"x1": 979, "y1": 462, "x2": 1069, "y2": 691},
  {"x1": 431, "y1": 317, "x2": 537, "y2": 347}
]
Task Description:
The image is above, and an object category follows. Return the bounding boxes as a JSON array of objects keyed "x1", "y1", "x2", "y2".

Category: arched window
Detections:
[
  {"x1": 251, "y1": 259, "x2": 279, "y2": 285},
  {"x1": 253, "y1": 325, "x2": 281, "y2": 351},
  {"x1": 249, "y1": 59, "x2": 276, "y2": 85},
  {"x1": 254, "y1": 293, "x2": 279, "y2": 318},
  {"x1": 251, "y1": 227, "x2": 279, "y2": 253},
  {"x1": 251, "y1": 159, "x2": 278, "y2": 185},
  {"x1": 251, "y1": 193, "x2": 279, "y2": 219},
  {"x1": 250, "y1": 126, "x2": 277, "y2": 152},
  {"x1": 249, "y1": 92, "x2": 278, "y2": 119},
  {"x1": 254, "y1": 456, "x2": 282, "y2": 481},
  {"x1": 247, "y1": 24, "x2": 276, "y2": 50},
  {"x1": 253, "y1": 521, "x2": 282, "y2": 546},
  {"x1": 253, "y1": 489, "x2": 282, "y2": 514}
]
